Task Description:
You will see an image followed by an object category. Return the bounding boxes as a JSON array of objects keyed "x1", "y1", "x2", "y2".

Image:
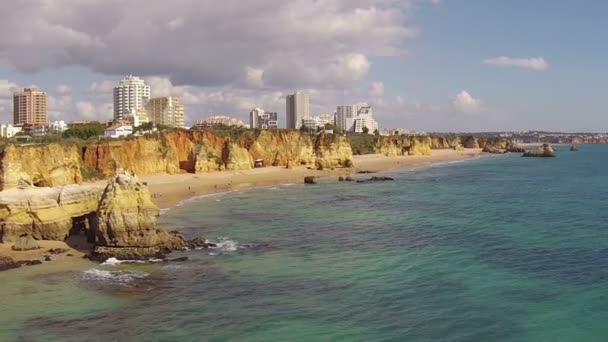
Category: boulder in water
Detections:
[
  {"x1": 522, "y1": 144, "x2": 556, "y2": 157},
  {"x1": 0, "y1": 256, "x2": 20, "y2": 271},
  {"x1": 304, "y1": 176, "x2": 317, "y2": 184}
]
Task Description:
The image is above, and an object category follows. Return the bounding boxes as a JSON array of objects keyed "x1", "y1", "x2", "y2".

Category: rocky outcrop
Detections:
[
  {"x1": 0, "y1": 144, "x2": 83, "y2": 190},
  {"x1": 314, "y1": 133, "x2": 353, "y2": 169},
  {"x1": 12, "y1": 233, "x2": 40, "y2": 251},
  {"x1": 375, "y1": 135, "x2": 464, "y2": 156},
  {"x1": 0, "y1": 184, "x2": 101, "y2": 242},
  {"x1": 461, "y1": 136, "x2": 480, "y2": 149},
  {"x1": 92, "y1": 170, "x2": 185, "y2": 259},
  {"x1": 224, "y1": 143, "x2": 253, "y2": 171},
  {"x1": 0, "y1": 256, "x2": 20, "y2": 271},
  {"x1": 241, "y1": 130, "x2": 316, "y2": 167},
  {"x1": 304, "y1": 176, "x2": 317, "y2": 184},
  {"x1": 522, "y1": 144, "x2": 556, "y2": 157}
]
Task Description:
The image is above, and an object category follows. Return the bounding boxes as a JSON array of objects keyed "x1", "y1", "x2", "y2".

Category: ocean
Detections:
[{"x1": 2, "y1": 145, "x2": 608, "y2": 341}]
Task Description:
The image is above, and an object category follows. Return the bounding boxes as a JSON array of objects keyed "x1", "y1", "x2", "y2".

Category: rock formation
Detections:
[
  {"x1": 0, "y1": 130, "x2": 356, "y2": 190},
  {"x1": 522, "y1": 144, "x2": 556, "y2": 157},
  {"x1": 12, "y1": 233, "x2": 40, "y2": 251},
  {"x1": 0, "y1": 144, "x2": 83, "y2": 190},
  {"x1": 0, "y1": 184, "x2": 101, "y2": 242},
  {"x1": 461, "y1": 136, "x2": 480, "y2": 149},
  {"x1": 304, "y1": 176, "x2": 317, "y2": 184},
  {"x1": 92, "y1": 170, "x2": 185, "y2": 260},
  {"x1": 314, "y1": 133, "x2": 354, "y2": 169}
]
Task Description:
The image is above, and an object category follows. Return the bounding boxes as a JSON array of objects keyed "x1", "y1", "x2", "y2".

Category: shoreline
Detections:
[
  {"x1": 0, "y1": 148, "x2": 485, "y2": 270},
  {"x1": 144, "y1": 148, "x2": 485, "y2": 210}
]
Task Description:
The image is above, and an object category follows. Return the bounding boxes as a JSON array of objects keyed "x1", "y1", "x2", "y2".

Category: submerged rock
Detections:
[
  {"x1": 356, "y1": 176, "x2": 395, "y2": 183},
  {"x1": 522, "y1": 144, "x2": 556, "y2": 158}
]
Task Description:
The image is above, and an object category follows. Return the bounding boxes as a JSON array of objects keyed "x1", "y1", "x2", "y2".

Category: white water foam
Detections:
[
  {"x1": 100, "y1": 257, "x2": 164, "y2": 266},
  {"x1": 81, "y1": 269, "x2": 150, "y2": 285}
]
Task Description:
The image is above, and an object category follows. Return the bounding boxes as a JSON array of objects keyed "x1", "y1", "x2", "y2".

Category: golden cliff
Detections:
[
  {"x1": 0, "y1": 144, "x2": 83, "y2": 190},
  {"x1": 375, "y1": 135, "x2": 463, "y2": 156},
  {"x1": 0, "y1": 130, "x2": 355, "y2": 190}
]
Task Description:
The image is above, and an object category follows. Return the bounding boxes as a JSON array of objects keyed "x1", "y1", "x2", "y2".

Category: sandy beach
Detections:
[
  {"x1": 143, "y1": 148, "x2": 484, "y2": 209},
  {"x1": 0, "y1": 148, "x2": 484, "y2": 269}
]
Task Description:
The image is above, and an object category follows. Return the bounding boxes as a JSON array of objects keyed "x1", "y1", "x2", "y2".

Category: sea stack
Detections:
[
  {"x1": 522, "y1": 144, "x2": 556, "y2": 158},
  {"x1": 91, "y1": 170, "x2": 185, "y2": 260}
]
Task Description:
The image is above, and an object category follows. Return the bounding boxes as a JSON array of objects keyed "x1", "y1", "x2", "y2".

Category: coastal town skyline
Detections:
[{"x1": 1, "y1": 1, "x2": 608, "y2": 132}]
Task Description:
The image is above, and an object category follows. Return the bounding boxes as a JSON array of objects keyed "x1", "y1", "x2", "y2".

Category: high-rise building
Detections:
[
  {"x1": 113, "y1": 75, "x2": 151, "y2": 120},
  {"x1": 353, "y1": 105, "x2": 379, "y2": 134},
  {"x1": 145, "y1": 97, "x2": 185, "y2": 128},
  {"x1": 250, "y1": 108, "x2": 278, "y2": 129},
  {"x1": 336, "y1": 104, "x2": 359, "y2": 132},
  {"x1": 13, "y1": 88, "x2": 48, "y2": 126},
  {"x1": 286, "y1": 92, "x2": 310, "y2": 129}
]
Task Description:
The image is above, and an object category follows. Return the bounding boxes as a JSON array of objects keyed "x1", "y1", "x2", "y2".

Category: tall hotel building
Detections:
[
  {"x1": 13, "y1": 88, "x2": 48, "y2": 126},
  {"x1": 146, "y1": 96, "x2": 185, "y2": 128},
  {"x1": 113, "y1": 75, "x2": 151, "y2": 120},
  {"x1": 286, "y1": 92, "x2": 310, "y2": 129}
]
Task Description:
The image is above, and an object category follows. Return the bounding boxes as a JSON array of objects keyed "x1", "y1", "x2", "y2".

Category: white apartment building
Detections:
[
  {"x1": 113, "y1": 75, "x2": 151, "y2": 120},
  {"x1": 336, "y1": 104, "x2": 359, "y2": 132},
  {"x1": 353, "y1": 105, "x2": 379, "y2": 134},
  {"x1": 286, "y1": 92, "x2": 310, "y2": 129},
  {"x1": 0, "y1": 124, "x2": 22, "y2": 138},
  {"x1": 250, "y1": 108, "x2": 278, "y2": 129},
  {"x1": 49, "y1": 120, "x2": 68, "y2": 133}
]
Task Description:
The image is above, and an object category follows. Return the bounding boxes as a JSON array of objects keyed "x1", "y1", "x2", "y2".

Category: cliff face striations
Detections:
[
  {"x1": 0, "y1": 185, "x2": 100, "y2": 242},
  {"x1": 0, "y1": 144, "x2": 83, "y2": 190},
  {"x1": 314, "y1": 133, "x2": 354, "y2": 169},
  {"x1": 375, "y1": 136, "x2": 462, "y2": 156},
  {"x1": 0, "y1": 130, "x2": 356, "y2": 191}
]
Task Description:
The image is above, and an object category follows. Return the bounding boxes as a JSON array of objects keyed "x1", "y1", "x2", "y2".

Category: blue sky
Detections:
[{"x1": 0, "y1": 0, "x2": 606, "y2": 132}]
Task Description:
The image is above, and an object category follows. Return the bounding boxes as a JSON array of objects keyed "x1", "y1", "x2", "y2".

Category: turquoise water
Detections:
[{"x1": 2, "y1": 145, "x2": 608, "y2": 341}]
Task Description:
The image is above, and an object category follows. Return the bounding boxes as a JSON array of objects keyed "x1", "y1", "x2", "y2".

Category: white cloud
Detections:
[
  {"x1": 430, "y1": 0, "x2": 441, "y2": 6},
  {"x1": 369, "y1": 81, "x2": 385, "y2": 97},
  {"x1": 452, "y1": 90, "x2": 481, "y2": 113},
  {"x1": 76, "y1": 101, "x2": 112, "y2": 121},
  {"x1": 483, "y1": 56, "x2": 549, "y2": 71},
  {"x1": 55, "y1": 84, "x2": 72, "y2": 96},
  {"x1": 89, "y1": 80, "x2": 115, "y2": 96},
  {"x1": 0, "y1": 0, "x2": 415, "y2": 89},
  {"x1": 0, "y1": 79, "x2": 20, "y2": 98}
]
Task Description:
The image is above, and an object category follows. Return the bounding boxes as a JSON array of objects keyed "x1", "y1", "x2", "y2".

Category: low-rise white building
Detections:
[
  {"x1": 49, "y1": 120, "x2": 68, "y2": 133},
  {"x1": 0, "y1": 124, "x2": 23, "y2": 138},
  {"x1": 104, "y1": 125, "x2": 133, "y2": 138}
]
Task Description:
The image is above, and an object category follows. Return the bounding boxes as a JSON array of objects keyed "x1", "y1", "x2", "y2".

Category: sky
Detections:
[{"x1": 0, "y1": 0, "x2": 606, "y2": 132}]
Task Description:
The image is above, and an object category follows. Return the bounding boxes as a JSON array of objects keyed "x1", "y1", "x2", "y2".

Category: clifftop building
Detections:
[
  {"x1": 13, "y1": 88, "x2": 47, "y2": 126},
  {"x1": 113, "y1": 75, "x2": 150, "y2": 120},
  {"x1": 250, "y1": 108, "x2": 278, "y2": 129},
  {"x1": 336, "y1": 103, "x2": 378, "y2": 134},
  {"x1": 286, "y1": 92, "x2": 309, "y2": 129},
  {"x1": 145, "y1": 96, "x2": 185, "y2": 128},
  {"x1": 192, "y1": 115, "x2": 246, "y2": 130}
]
